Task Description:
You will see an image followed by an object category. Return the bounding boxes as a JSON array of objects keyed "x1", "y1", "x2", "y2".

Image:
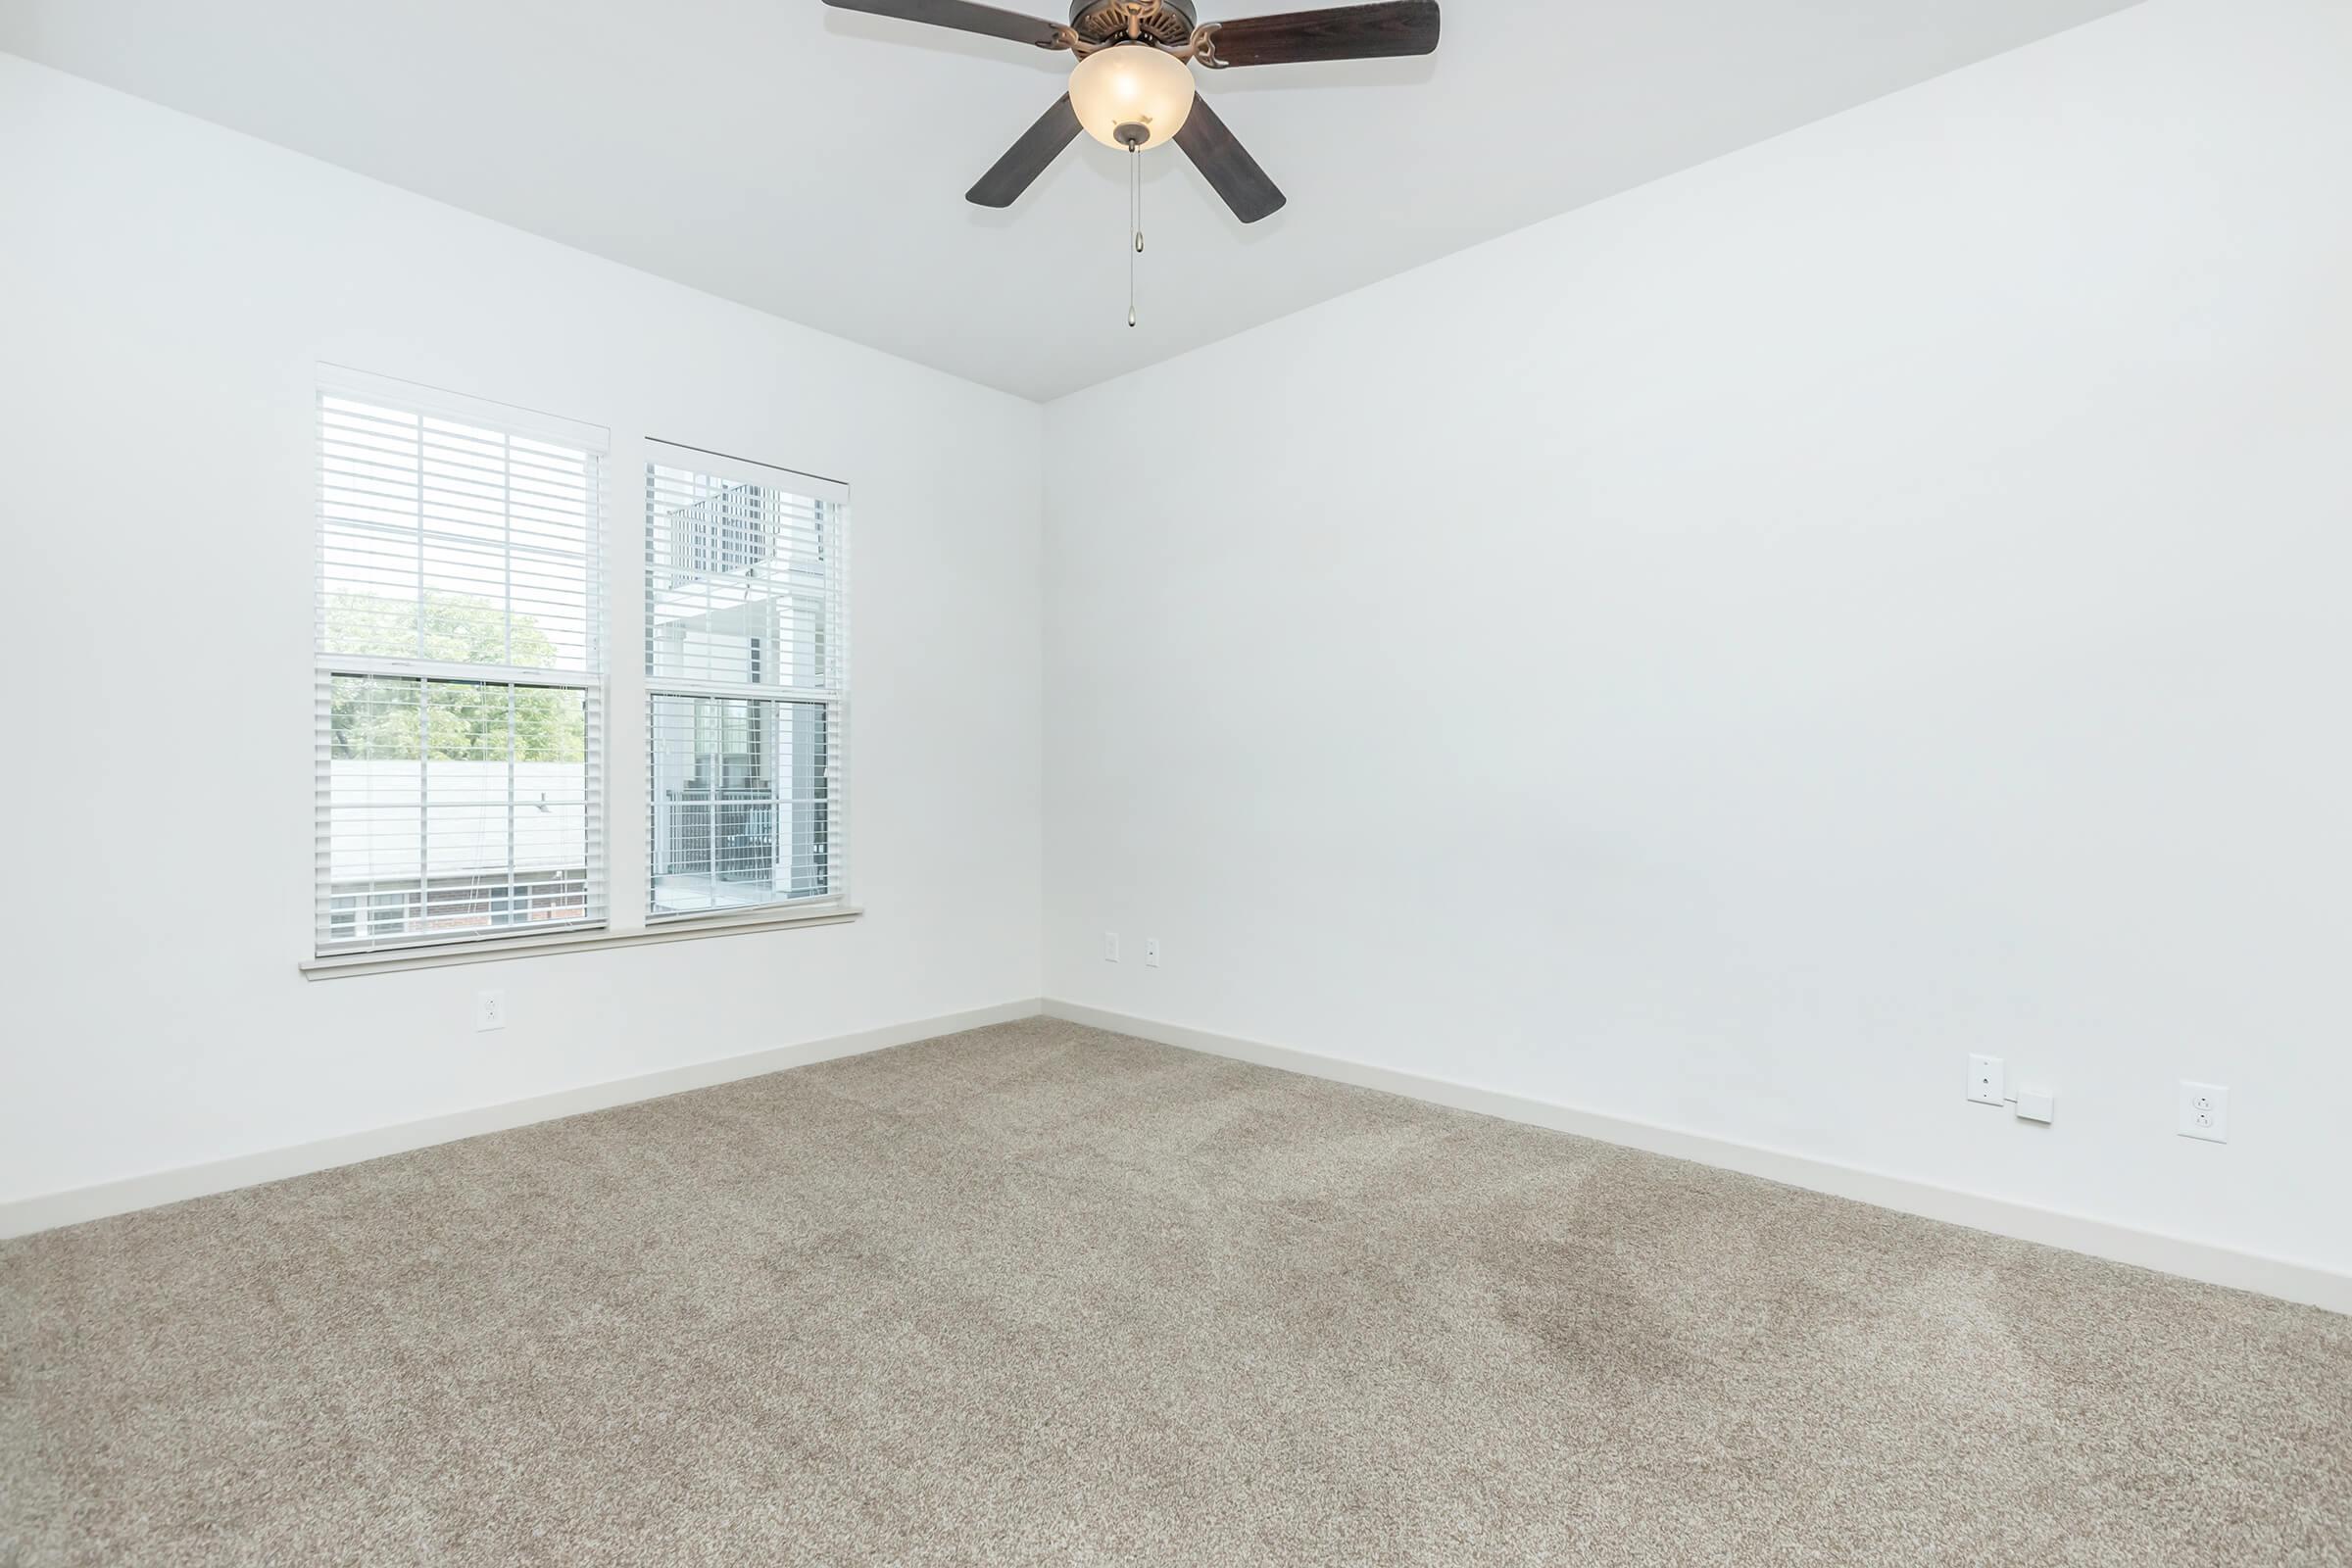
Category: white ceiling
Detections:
[{"x1": 0, "y1": 0, "x2": 2140, "y2": 400}]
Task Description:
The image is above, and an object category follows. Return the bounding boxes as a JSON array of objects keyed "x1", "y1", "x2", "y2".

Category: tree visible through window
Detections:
[{"x1": 324, "y1": 593, "x2": 586, "y2": 763}]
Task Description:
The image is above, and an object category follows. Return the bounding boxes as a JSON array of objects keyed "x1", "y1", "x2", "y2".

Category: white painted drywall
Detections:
[
  {"x1": 1041, "y1": 0, "x2": 2352, "y2": 1277},
  {"x1": 0, "y1": 55, "x2": 1043, "y2": 1205}
]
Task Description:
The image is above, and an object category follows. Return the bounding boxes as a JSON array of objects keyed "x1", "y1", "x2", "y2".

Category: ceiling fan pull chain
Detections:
[{"x1": 1127, "y1": 144, "x2": 1141, "y2": 327}]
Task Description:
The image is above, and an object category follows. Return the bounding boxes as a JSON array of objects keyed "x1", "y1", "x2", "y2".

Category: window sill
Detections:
[{"x1": 301, "y1": 906, "x2": 863, "y2": 979}]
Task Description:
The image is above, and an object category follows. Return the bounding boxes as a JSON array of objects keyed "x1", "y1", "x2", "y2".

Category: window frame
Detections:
[
  {"x1": 301, "y1": 381, "x2": 867, "y2": 978},
  {"x1": 312, "y1": 367, "x2": 611, "y2": 960},
  {"x1": 640, "y1": 439, "x2": 853, "y2": 927}
]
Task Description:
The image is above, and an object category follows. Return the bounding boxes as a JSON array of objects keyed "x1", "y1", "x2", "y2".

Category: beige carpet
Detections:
[{"x1": 3, "y1": 1018, "x2": 2345, "y2": 1566}]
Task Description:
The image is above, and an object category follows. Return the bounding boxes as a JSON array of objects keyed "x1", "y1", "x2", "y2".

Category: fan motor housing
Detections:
[{"x1": 1067, "y1": 0, "x2": 1198, "y2": 47}]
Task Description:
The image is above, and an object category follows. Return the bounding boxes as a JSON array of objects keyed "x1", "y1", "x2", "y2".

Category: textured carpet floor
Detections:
[{"x1": 2, "y1": 1018, "x2": 2346, "y2": 1566}]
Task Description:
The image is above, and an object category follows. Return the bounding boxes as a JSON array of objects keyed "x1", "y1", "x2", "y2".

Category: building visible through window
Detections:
[{"x1": 645, "y1": 448, "x2": 849, "y2": 919}]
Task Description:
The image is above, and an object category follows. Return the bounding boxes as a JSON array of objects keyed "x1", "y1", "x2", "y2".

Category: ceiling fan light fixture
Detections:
[{"x1": 1068, "y1": 44, "x2": 1195, "y2": 150}]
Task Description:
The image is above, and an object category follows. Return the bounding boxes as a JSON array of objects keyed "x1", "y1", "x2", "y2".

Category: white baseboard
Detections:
[
  {"x1": 1044, "y1": 999, "x2": 2352, "y2": 1316},
  {"x1": 19, "y1": 995, "x2": 2345, "y2": 1316},
  {"x1": 0, "y1": 999, "x2": 1046, "y2": 1241}
]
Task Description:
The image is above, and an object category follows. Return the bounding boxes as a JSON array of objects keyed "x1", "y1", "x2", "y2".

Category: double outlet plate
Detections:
[{"x1": 2178, "y1": 1080, "x2": 2230, "y2": 1143}]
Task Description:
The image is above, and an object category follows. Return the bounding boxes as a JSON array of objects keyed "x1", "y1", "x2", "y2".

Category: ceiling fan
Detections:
[{"x1": 821, "y1": 0, "x2": 1442, "y2": 224}]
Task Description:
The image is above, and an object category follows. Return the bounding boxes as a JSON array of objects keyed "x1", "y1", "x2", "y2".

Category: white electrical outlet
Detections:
[
  {"x1": 1144, "y1": 937, "x2": 1161, "y2": 967},
  {"x1": 475, "y1": 990, "x2": 506, "y2": 1032},
  {"x1": 1967, "y1": 1054, "x2": 2006, "y2": 1106},
  {"x1": 2179, "y1": 1081, "x2": 2229, "y2": 1143},
  {"x1": 1103, "y1": 931, "x2": 1120, "y2": 963}
]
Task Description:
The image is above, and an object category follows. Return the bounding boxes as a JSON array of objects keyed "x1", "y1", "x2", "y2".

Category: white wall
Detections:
[
  {"x1": 0, "y1": 54, "x2": 1042, "y2": 1205},
  {"x1": 1042, "y1": 0, "x2": 2352, "y2": 1279}
]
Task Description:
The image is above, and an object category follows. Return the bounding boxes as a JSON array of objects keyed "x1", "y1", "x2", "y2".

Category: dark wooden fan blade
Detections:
[
  {"x1": 823, "y1": 0, "x2": 1067, "y2": 50},
  {"x1": 966, "y1": 94, "x2": 1083, "y2": 207},
  {"x1": 1173, "y1": 95, "x2": 1285, "y2": 223},
  {"x1": 1197, "y1": 0, "x2": 1438, "y2": 68}
]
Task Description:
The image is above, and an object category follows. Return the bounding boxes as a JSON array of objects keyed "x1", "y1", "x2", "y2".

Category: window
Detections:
[
  {"x1": 645, "y1": 446, "x2": 849, "y2": 919},
  {"x1": 315, "y1": 372, "x2": 607, "y2": 955}
]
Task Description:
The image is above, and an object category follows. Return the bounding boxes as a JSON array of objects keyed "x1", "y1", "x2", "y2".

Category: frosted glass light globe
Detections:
[{"x1": 1068, "y1": 45, "x2": 1195, "y2": 150}]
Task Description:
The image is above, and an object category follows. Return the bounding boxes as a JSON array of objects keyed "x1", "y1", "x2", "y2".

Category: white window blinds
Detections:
[
  {"x1": 645, "y1": 445, "x2": 849, "y2": 919},
  {"x1": 315, "y1": 372, "x2": 608, "y2": 955}
]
